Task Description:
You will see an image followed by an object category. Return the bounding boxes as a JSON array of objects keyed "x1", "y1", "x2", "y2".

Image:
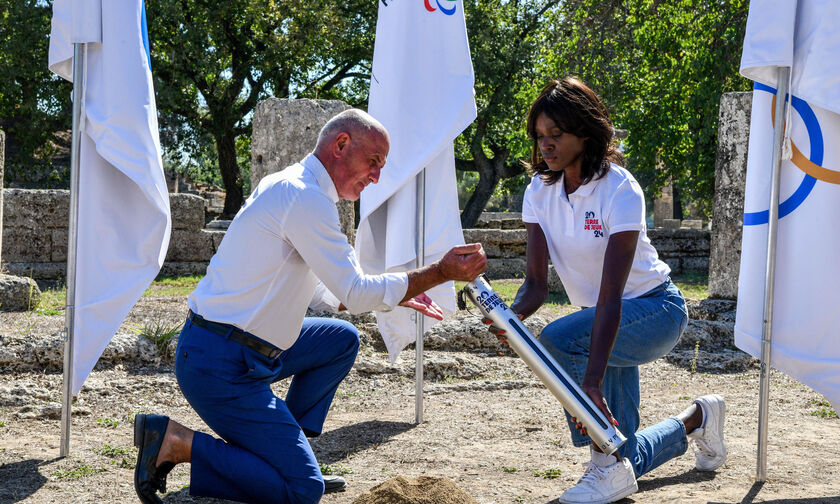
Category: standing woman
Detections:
[{"x1": 490, "y1": 78, "x2": 727, "y2": 504}]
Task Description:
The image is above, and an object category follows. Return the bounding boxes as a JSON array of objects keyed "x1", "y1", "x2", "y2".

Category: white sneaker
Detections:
[
  {"x1": 688, "y1": 394, "x2": 727, "y2": 471},
  {"x1": 558, "y1": 457, "x2": 638, "y2": 504}
]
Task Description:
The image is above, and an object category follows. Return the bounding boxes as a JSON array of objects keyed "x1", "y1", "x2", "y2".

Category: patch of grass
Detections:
[
  {"x1": 0, "y1": 420, "x2": 6, "y2": 427},
  {"x1": 503, "y1": 466, "x2": 518, "y2": 473},
  {"x1": 97, "y1": 417, "x2": 119, "y2": 429},
  {"x1": 144, "y1": 275, "x2": 202, "y2": 297},
  {"x1": 454, "y1": 278, "x2": 570, "y2": 313},
  {"x1": 672, "y1": 271, "x2": 709, "y2": 300},
  {"x1": 51, "y1": 464, "x2": 106, "y2": 480},
  {"x1": 532, "y1": 468, "x2": 563, "y2": 479},
  {"x1": 809, "y1": 399, "x2": 838, "y2": 419},
  {"x1": 96, "y1": 444, "x2": 136, "y2": 469},
  {"x1": 130, "y1": 320, "x2": 182, "y2": 360},
  {"x1": 811, "y1": 408, "x2": 838, "y2": 419},
  {"x1": 97, "y1": 444, "x2": 129, "y2": 457},
  {"x1": 36, "y1": 286, "x2": 67, "y2": 312},
  {"x1": 320, "y1": 464, "x2": 352, "y2": 476}
]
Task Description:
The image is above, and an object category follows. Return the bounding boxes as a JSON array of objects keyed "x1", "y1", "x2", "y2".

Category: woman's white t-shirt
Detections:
[{"x1": 521, "y1": 163, "x2": 670, "y2": 307}]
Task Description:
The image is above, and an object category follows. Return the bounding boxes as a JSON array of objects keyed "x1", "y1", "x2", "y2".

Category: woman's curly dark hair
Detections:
[{"x1": 526, "y1": 77, "x2": 624, "y2": 185}]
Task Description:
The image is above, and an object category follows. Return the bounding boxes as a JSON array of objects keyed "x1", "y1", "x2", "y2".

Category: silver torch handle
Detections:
[{"x1": 462, "y1": 276, "x2": 626, "y2": 455}]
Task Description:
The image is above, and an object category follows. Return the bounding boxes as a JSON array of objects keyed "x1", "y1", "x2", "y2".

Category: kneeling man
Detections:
[{"x1": 132, "y1": 109, "x2": 486, "y2": 504}]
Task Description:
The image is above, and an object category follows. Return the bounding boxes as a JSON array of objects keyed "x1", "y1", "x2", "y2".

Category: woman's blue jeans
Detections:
[{"x1": 538, "y1": 279, "x2": 689, "y2": 477}]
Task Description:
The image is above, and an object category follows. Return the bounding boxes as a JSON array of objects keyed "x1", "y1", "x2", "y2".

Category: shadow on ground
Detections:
[
  {"x1": 311, "y1": 420, "x2": 416, "y2": 465},
  {"x1": 0, "y1": 458, "x2": 54, "y2": 504},
  {"x1": 709, "y1": 481, "x2": 840, "y2": 504}
]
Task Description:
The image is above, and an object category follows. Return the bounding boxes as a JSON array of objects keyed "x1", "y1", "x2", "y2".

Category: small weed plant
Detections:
[
  {"x1": 97, "y1": 417, "x2": 119, "y2": 428},
  {"x1": 130, "y1": 320, "x2": 182, "y2": 360},
  {"x1": 691, "y1": 340, "x2": 700, "y2": 374},
  {"x1": 532, "y1": 468, "x2": 563, "y2": 479},
  {"x1": 320, "y1": 464, "x2": 352, "y2": 476},
  {"x1": 51, "y1": 464, "x2": 106, "y2": 480}
]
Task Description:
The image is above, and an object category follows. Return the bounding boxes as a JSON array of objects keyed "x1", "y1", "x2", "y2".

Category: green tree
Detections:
[
  {"x1": 0, "y1": 0, "x2": 71, "y2": 184},
  {"x1": 147, "y1": 0, "x2": 376, "y2": 216},
  {"x1": 457, "y1": 0, "x2": 564, "y2": 227},
  {"x1": 555, "y1": 0, "x2": 751, "y2": 215}
]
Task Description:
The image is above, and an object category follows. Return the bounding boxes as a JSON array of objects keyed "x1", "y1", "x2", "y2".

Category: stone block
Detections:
[
  {"x1": 462, "y1": 229, "x2": 527, "y2": 258},
  {"x1": 207, "y1": 229, "x2": 225, "y2": 250},
  {"x1": 709, "y1": 92, "x2": 752, "y2": 299},
  {"x1": 681, "y1": 219, "x2": 704, "y2": 230},
  {"x1": 251, "y1": 98, "x2": 350, "y2": 186},
  {"x1": 484, "y1": 258, "x2": 526, "y2": 279},
  {"x1": 648, "y1": 229, "x2": 710, "y2": 255},
  {"x1": 251, "y1": 98, "x2": 355, "y2": 241},
  {"x1": 475, "y1": 212, "x2": 524, "y2": 229},
  {"x1": 51, "y1": 229, "x2": 67, "y2": 262},
  {"x1": 165, "y1": 229, "x2": 217, "y2": 262},
  {"x1": 682, "y1": 256, "x2": 710, "y2": 272},
  {"x1": 3, "y1": 189, "x2": 69, "y2": 229},
  {"x1": 169, "y1": 193, "x2": 206, "y2": 230},
  {"x1": 0, "y1": 273, "x2": 40, "y2": 312},
  {"x1": 662, "y1": 218, "x2": 681, "y2": 230},
  {"x1": 2, "y1": 227, "x2": 52, "y2": 262},
  {"x1": 662, "y1": 257, "x2": 682, "y2": 274},
  {"x1": 159, "y1": 262, "x2": 209, "y2": 278},
  {"x1": 653, "y1": 183, "x2": 674, "y2": 228},
  {"x1": 5, "y1": 262, "x2": 66, "y2": 280}
]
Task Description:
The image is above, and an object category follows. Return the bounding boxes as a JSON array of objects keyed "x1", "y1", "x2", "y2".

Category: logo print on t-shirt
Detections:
[{"x1": 584, "y1": 211, "x2": 604, "y2": 238}]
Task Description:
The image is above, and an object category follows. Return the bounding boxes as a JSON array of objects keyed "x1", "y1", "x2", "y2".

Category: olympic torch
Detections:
[{"x1": 460, "y1": 276, "x2": 626, "y2": 455}]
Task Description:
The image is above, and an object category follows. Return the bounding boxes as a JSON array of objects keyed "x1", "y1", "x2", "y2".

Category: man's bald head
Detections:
[
  {"x1": 316, "y1": 109, "x2": 389, "y2": 151},
  {"x1": 314, "y1": 109, "x2": 390, "y2": 201}
]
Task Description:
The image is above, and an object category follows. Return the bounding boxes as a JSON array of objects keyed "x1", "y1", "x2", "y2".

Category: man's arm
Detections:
[{"x1": 401, "y1": 243, "x2": 488, "y2": 302}]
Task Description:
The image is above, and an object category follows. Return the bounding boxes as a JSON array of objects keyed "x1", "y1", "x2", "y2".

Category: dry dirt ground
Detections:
[{"x1": 1, "y1": 293, "x2": 840, "y2": 504}]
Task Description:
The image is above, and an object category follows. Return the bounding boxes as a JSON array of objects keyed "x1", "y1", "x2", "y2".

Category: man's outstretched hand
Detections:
[{"x1": 400, "y1": 293, "x2": 444, "y2": 320}]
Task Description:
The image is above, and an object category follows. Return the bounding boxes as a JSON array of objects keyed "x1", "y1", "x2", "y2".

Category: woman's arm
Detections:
[
  {"x1": 510, "y1": 222, "x2": 550, "y2": 318},
  {"x1": 580, "y1": 230, "x2": 639, "y2": 423}
]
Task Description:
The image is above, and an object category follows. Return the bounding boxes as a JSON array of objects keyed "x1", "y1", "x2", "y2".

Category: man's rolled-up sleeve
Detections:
[{"x1": 285, "y1": 190, "x2": 409, "y2": 314}]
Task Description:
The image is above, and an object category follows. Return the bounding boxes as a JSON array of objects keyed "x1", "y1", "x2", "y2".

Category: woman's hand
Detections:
[
  {"x1": 482, "y1": 313, "x2": 524, "y2": 345},
  {"x1": 570, "y1": 383, "x2": 619, "y2": 437}
]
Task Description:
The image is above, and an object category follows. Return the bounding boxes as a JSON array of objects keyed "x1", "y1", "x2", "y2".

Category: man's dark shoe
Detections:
[
  {"x1": 323, "y1": 475, "x2": 347, "y2": 494},
  {"x1": 134, "y1": 414, "x2": 175, "y2": 504}
]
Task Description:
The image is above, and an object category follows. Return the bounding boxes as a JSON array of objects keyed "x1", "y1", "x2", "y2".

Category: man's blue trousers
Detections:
[{"x1": 174, "y1": 316, "x2": 360, "y2": 504}]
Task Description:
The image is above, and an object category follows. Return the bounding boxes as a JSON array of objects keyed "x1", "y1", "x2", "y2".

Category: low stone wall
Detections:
[
  {"x1": 463, "y1": 218, "x2": 710, "y2": 275},
  {"x1": 4, "y1": 189, "x2": 711, "y2": 287},
  {"x1": 2, "y1": 189, "x2": 220, "y2": 280}
]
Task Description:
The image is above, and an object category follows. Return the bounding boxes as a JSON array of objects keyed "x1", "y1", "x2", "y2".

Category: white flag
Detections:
[
  {"x1": 356, "y1": 0, "x2": 477, "y2": 362},
  {"x1": 49, "y1": 0, "x2": 171, "y2": 394},
  {"x1": 736, "y1": 0, "x2": 840, "y2": 406}
]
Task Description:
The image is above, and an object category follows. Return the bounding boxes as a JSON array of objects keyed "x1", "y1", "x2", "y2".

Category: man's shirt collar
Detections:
[{"x1": 302, "y1": 153, "x2": 339, "y2": 203}]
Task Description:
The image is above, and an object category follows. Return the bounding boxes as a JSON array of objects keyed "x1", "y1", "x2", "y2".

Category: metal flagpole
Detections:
[
  {"x1": 756, "y1": 66, "x2": 791, "y2": 482},
  {"x1": 60, "y1": 42, "x2": 87, "y2": 457},
  {"x1": 415, "y1": 169, "x2": 425, "y2": 424}
]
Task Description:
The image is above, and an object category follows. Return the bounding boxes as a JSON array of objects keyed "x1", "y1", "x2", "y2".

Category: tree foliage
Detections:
[
  {"x1": 547, "y1": 0, "x2": 752, "y2": 216},
  {"x1": 457, "y1": 0, "x2": 563, "y2": 227},
  {"x1": 0, "y1": 0, "x2": 71, "y2": 185},
  {"x1": 146, "y1": 0, "x2": 376, "y2": 216}
]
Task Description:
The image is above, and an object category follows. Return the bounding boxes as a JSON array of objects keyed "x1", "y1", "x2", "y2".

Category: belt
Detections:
[{"x1": 187, "y1": 310, "x2": 283, "y2": 360}]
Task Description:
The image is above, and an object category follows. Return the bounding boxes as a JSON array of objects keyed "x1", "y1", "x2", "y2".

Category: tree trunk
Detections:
[
  {"x1": 216, "y1": 132, "x2": 244, "y2": 218},
  {"x1": 460, "y1": 157, "x2": 500, "y2": 229}
]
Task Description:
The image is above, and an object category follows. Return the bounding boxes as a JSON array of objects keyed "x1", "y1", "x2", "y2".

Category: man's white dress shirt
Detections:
[{"x1": 188, "y1": 154, "x2": 409, "y2": 350}]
